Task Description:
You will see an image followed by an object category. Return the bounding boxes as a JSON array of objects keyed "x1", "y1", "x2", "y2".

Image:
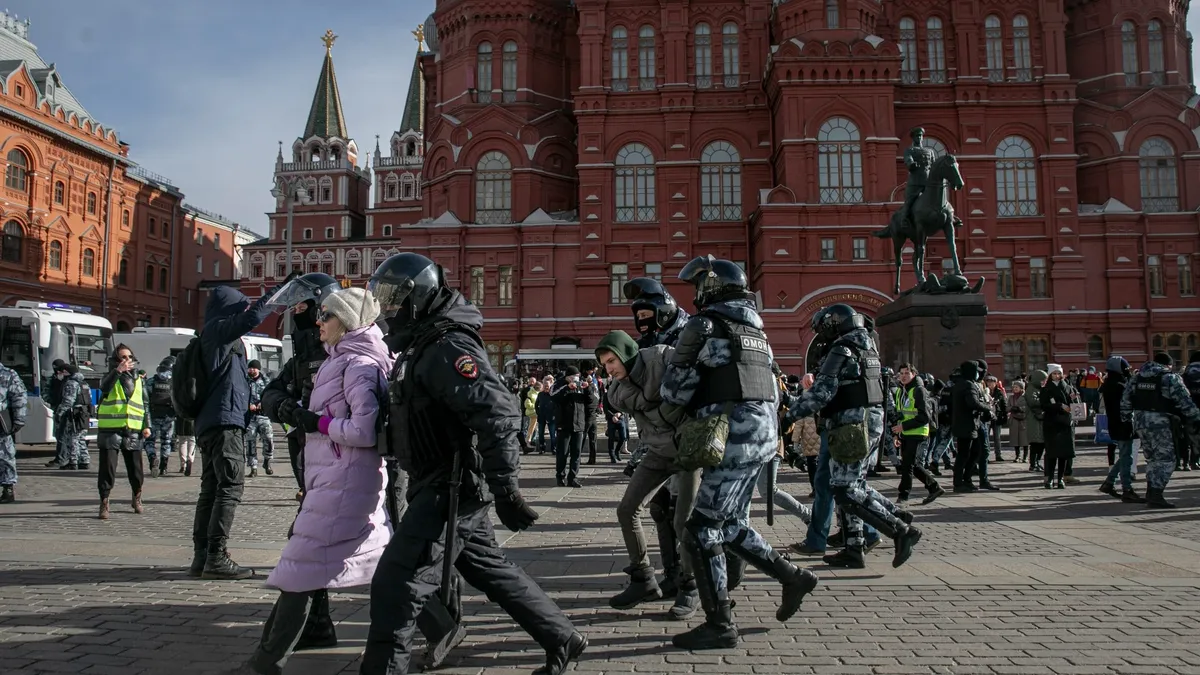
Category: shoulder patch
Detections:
[{"x1": 454, "y1": 354, "x2": 479, "y2": 379}]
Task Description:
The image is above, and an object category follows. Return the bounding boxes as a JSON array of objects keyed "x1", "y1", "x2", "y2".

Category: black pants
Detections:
[
  {"x1": 607, "y1": 434, "x2": 626, "y2": 463},
  {"x1": 897, "y1": 436, "x2": 937, "y2": 498},
  {"x1": 1044, "y1": 456, "x2": 1069, "y2": 482},
  {"x1": 97, "y1": 431, "x2": 143, "y2": 500},
  {"x1": 248, "y1": 590, "x2": 317, "y2": 675},
  {"x1": 192, "y1": 427, "x2": 246, "y2": 553},
  {"x1": 1029, "y1": 441, "x2": 1045, "y2": 467},
  {"x1": 975, "y1": 433, "x2": 992, "y2": 484},
  {"x1": 556, "y1": 430, "x2": 583, "y2": 482},
  {"x1": 805, "y1": 455, "x2": 818, "y2": 488},
  {"x1": 286, "y1": 430, "x2": 305, "y2": 491},
  {"x1": 360, "y1": 488, "x2": 575, "y2": 674},
  {"x1": 953, "y1": 436, "x2": 984, "y2": 487},
  {"x1": 585, "y1": 423, "x2": 598, "y2": 463}
]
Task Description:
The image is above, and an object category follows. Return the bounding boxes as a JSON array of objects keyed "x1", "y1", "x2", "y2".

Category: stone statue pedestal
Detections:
[{"x1": 874, "y1": 293, "x2": 988, "y2": 377}]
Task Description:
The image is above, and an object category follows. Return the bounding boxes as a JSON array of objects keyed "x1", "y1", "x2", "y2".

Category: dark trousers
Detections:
[
  {"x1": 585, "y1": 423, "x2": 598, "y2": 463},
  {"x1": 1029, "y1": 441, "x2": 1045, "y2": 468},
  {"x1": 805, "y1": 455, "x2": 818, "y2": 488},
  {"x1": 953, "y1": 436, "x2": 983, "y2": 487},
  {"x1": 286, "y1": 430, "x2": 305, "y2": 491},
  {"x1": 97, "y1": 432, "x2": 143, "y2": 500},
  {"x1": 1044, "y1": 456, "x2": 1069, "y2": 482},
  {"x1": 975, "y1": 428, "x2": 992, "y2": 484},
  {"x1": 192, "y1": 427, "x2": 246, "y2": 553},
  {"x1": 897, "y1": 436, "x2": 937, "y2": 498},
  {"x1": 360, "y1": 489, "x2": 575, "y2": 674},
  {"x1": 556, "y1": 430, "x2": 583, "y2": 482},
  {"x1": 247, "y1": 590, "x2": 316, "y2": 675}
]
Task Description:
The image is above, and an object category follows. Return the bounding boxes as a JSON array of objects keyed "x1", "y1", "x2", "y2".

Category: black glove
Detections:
[
  {"x1": 10, "y1": 423, "x2": 22, "y2": 440},
  {"x1": 669, "y1": 316, "x2": 714, "y2": 367},
  {"x1": 295, "y1": 409, "x2": 321, "y2": 434},
  {"x1": 493, "y1": 487, "x2": 538, "y2": 532},
  {"x1": 277, "y1": 399, "x2": 300, "y2": 427}
]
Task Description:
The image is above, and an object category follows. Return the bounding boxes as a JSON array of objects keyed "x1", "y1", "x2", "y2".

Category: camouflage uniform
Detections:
[
  {"x1": 55, "y1": 372, "x2": 90, "y2": 468},
  {"x1": 0, "y1": 364, "x2": 28, "y2": 490},
  {"x1": 144, "y1": 372, "x2": 175, "y2": 470},
  {"x1": 244, "y1": 373, "x2": 274, "y2": 469},
  {"x1": 1121, "y1": 361, "x2": 1200, "y2": 499}
]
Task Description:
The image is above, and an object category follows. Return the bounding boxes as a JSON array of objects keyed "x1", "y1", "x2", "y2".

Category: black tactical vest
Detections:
[
  {"x1": 822, "y1": 340, "x2": 885, "y2": 415},
  {"x1": 289, "y1": 329, "x2": 326, "y2": 407},
  {"x1": 688, "y1": 315, "x2": 777, "y2": 409},
  {"x1": 149, "y1": 376, "x2": 174, "y2": 417},
  {"x1": 387, "y1": 320, "x2": 479, "y2": 480},
  {"x1": 1130, "y1": 371, "x2": 1169, "y2": 413}
]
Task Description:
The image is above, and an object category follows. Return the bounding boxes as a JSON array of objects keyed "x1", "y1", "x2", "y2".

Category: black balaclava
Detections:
[{"x1": 293, "y1": 300, "x2": 318, "y2": 332}]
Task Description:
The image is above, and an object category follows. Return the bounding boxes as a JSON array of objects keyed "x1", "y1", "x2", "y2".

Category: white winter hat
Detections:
[
  {"x1": 321, "y1": 287, "x2": 381, "y2": 332},
  {"x1": 1046, "y1": 363, "x2": 1063, "y2": 376}
]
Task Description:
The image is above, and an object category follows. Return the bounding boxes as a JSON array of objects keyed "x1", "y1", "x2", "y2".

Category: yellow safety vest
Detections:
[
  {"x1": 97, "y1": 377, "x2": 146, "y2": 432},
  {"x1": 893, "y1": 386, "x2": 929, "y2": 437}
]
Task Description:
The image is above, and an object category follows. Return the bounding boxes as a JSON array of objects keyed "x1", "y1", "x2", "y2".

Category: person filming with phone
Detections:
[{"x1": 96, "y1": 344, "x2": 151, "y2": 520}]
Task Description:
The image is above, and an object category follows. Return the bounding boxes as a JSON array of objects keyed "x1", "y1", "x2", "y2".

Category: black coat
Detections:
[
  {"x1": 551, "y1": 379, "x2": 596, "y2": 432},
  {"x1": 950, "y1": 377, "x2": 991, "y2": 439},
  {"x1": 1040, "y1": 379, "x2": 1076, "y2": 459},
  {"x1": 1099, "y1": 372, "x2": 1133, "y2": 441}
]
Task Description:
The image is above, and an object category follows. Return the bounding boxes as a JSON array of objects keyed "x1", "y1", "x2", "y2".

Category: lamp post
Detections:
[{"x1": 270, "y1": 179, "x2": 312, "y2": 334}]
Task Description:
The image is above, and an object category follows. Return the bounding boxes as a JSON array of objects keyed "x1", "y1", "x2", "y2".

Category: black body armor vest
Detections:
[
  {"x1": 289, "y1": 329, "x2": 327, "y2": 407},
  {"x1": 688, "y1": 315, "x2": 777, "y2": 409},
  {"x1": 149, "y1": 376, "x2": 174, "y2": 417},
  {"x1": 1130, "y1": 372, "x2": 1169, "y2": 413},
  {"x1": 822, "y1": 340, "x2": 885, "y2": 416}
]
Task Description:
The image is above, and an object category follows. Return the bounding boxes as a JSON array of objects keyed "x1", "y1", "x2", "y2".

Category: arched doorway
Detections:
[
  {"x1": 783, "y1": 286, "x2": 893, "y2": 374},
  {"x1": 116, "y1": 320, "x2": 131, "y2": 332}
]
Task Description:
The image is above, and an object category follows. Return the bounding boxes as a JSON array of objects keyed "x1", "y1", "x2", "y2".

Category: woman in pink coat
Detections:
[{"x1": 230, "y1": 287, "x2": 392, "y2": 675}]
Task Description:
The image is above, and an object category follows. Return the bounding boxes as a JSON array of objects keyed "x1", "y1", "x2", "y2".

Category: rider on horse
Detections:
[{"x1": 901, "y1": 127, "x2": 934, "y2": 231}]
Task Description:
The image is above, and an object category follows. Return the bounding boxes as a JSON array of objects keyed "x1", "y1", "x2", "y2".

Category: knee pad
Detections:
[{"x1": 831, "y1": 485, "x2": 853, "y2": 509}]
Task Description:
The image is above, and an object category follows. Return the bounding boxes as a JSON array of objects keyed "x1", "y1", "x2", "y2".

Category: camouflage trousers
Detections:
[
  {"x1": 688, "y1": 460, "x2": 779, "y2": 598},
  {"x1": 143, "y1": 417, "x2": 175, "y2": 458},
  {"x1": 1142, "y1": 427, "x2": 1179, "y2": 490},
  {"x1": 0, "y1": 434, "x2": 14, "y2": 485},
  {"x1": 828, "y1": 455, "x2": 907, "y2": 549},
  {"x1": 244, "y1": 415, "x2": 274, "y2": 467},
  {"x1": 55, "y1": 422, "x2": 90, "y2": 467}
]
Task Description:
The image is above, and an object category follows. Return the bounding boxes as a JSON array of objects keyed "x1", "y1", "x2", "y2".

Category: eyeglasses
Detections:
[{"x1": 317, "y1": 310, "x2": 336, "y2": 323}]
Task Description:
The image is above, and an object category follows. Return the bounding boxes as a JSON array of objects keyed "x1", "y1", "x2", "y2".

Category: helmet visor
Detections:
[
  {"x1": 264, "y1": 279, "x2": 315, "y2": 309},
  {"x1": 368, "y1": 277, "x2": 416, "y2": 317},
  {"x1": 677, "y1": 256, "x2": 715, "y2": 284},
  {"x1": 623, "y1": 277, "x2": 668, "y2": 302}
]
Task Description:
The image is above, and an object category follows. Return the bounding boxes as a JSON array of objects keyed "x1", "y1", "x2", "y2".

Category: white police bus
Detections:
[
  {"x1": 0, "y1": 302, "x2": 113, "y2": 444},
  {"x1": 117, "y1": 328, "x2": 285, "y2": 380}
]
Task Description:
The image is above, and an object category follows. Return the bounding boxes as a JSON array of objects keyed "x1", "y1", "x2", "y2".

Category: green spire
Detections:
[
  {"x1": 399, "y1": 26, "x2": 425, "y2": 134},
  {"x1": 303, "y1": 30, "x2": 349, "y2": 140}
]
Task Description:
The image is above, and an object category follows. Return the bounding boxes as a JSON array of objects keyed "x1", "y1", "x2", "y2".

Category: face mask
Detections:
[
  {"x1": 634, "y1": 316, "x2": 656, "y2": 336},
  {"x1": 567, "y1": 375, "x2": 579, "y2": 384}
]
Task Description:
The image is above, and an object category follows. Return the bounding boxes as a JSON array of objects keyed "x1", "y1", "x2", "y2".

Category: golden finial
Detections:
[
  {"x1": 413, "y1": 25, "x2": 425, "y2": 51},
  {"x1": 322, "y1": 29, "x2": 338, "y2": 54}
]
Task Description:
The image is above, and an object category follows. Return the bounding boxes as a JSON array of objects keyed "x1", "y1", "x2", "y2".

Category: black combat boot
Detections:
[
  {"x1": 294, "y1": 589, "x2": 337, "y2": 651},
  {"x1": 823, "y1": 546, "x2": 865, "y2": 569},
  {"x1": 843, "y1": 501, "x2": 922, "y2": 569},
  {"x1": 1146, "y1": 488, "x2": 1175, "y2": 509},
  {"x1": 187, "y1": 547, "x2": 206, "y2": 578},
  {"x1": 921, "y1": 483, "x2": 946, "y2": 505},
  {"x1": 0, "y1": 485, "x2": 13, "y2": 504},
  {"x1": 263, "y1": 458, "x2": 274, "y2": 475},
  {"x1": 609, "y1": 565, "x2": 663, "y2": 610},
  {"x1": 533, "y1": 632, "x2": 588, "y2": 675},
  {"x1": 726, "y1": 540, "x2": 819, "y2": 621},
  {"x1": 202, "y1": 541, "x2": 255, "y2": 580},
  {"x1": 669, "y1": 577, "x2": 700, "y2": 620},
  {"x1": 1121, "y1": 489, "x2": 1146, "y2": 504},
  {"x1": 1099, "y1": 481, "x2": 1118, "y2": 497},
  {"x1": 147, "y1": 454, "x2": 157, "y2": 477},
  {"x1": 158, "y1": 457, "x2": 168, "y2": 477},
  {"x1": 672, "y1": 601, "x2": 738, "y2": 650}
]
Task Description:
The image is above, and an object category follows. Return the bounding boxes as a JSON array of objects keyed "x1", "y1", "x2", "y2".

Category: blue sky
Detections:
[
  {"x1": 9, "y1": 0, "x2": 433, "y2": 236},
  {"x1": 7, "y1": 3, "x2": 1200, "y2": 236}
]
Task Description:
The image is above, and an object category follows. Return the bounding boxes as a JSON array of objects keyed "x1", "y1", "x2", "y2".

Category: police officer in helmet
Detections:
[
  {"x1": 623, "y1": 277, "x2": 689, "y2": 348},
  {"x1": 1121, "y1": 352, "x2": 1200, "y2": 508},
  {"x1": 784, "y1": 303, "x2": 922, "y2": 570},
  {"x1": 361, "y1": 252, "x2": 586, "y2": 675},
  {"x1": 661, "y1": 255, "x2": 819, "y2": 650}
]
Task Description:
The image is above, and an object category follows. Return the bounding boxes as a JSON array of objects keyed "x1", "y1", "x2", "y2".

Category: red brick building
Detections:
[
  {"x1": 0, "y1": 13, "x2": 247, "y2": 331},
  {"x1": 249, "y1": 3, "x2": 1200, "y2": 380}
]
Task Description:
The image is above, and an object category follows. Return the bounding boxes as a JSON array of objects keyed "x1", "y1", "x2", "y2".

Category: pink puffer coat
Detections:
[{"x1": 266, "y1": 324, "x2": 393, "y2": 593}]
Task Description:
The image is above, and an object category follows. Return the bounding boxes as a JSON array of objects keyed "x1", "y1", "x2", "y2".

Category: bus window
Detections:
[
  {"x1": 69, "y1": 325, "x2": 113, "y2": 382},
  {"x1": 255, "y1": 345, "x2": 284, "y2": 377},
  {"x1": 0, "y1": 317, "x2": 34, "y2": 391}
]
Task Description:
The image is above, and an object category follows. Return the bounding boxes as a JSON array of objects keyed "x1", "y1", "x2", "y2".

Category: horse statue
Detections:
[{"x1": 873, "y1": 153, "x2": 979, "y2": 296}]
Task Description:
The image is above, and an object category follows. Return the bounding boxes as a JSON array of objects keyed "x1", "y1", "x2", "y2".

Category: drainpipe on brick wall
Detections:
[
  {"x1": 168, "y1": 202, "x2": 180, "y2": 325},
  {"x1": 100, "y1": 158, "x2": 116, "y2": 317},
  {"x1": 1142, "y1": 226, "x2": 1151, "y2": 354}
]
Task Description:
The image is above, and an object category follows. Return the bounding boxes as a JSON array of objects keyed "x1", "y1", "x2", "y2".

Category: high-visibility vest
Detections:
[
  {"x1": 97, "y1": 377, "x2": 146, "y2": 432},
  {"x1": 893, "y1": 386, "x2": 929, "y2": 437}
]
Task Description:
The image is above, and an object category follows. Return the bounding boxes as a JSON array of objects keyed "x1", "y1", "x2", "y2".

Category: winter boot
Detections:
[
  {"x1": 147, "y1": 454, "x2": 157, "y2": 477},
  {"x1": 158, "y1": 457, "x2": 168, "y2": 478},
  {"x1": 672, "y1": 601, "x2": 738, "y2": 650},
  {"x1": 98, "y1": 498, "x2": 110, "y2": 520},
  {"x1": 202, "y1": 542, "x2": 256, "y2": 580},
  {"x1": 294, "y1": 589, "x2": 337, "y2": 651},
  {"x1": 263, "y1": 458, "x2": 274, "y2": 476},
  {"x1": 184, "y1": 460, "x2": 193, "y2": 477},
  {"x1": 187, "y1": 548, "x2": 206, "y2": 578},
  {"x1": 59, "y1": 462, "x2": 77, "y2": 470},
  {"x1": 1099, "y1": 482, "x2": 1118, "y2": 497},
  {"x1": 827, "y1": 529, "x2": 845, "y2": 548},
  {"x1": 726, "y1": 543, "x2": 819, "y2": 621},
  {"x1": 609, "y1": 565, "x2": 663, "y2": 610},
  {"x1": 669, "y1": 578, "x2": 700, "y2": 620},
  {"x1": 921, "y1": 483, "x2": 945, "y2": 505},
  {"x1": 132, "y1": 492, "x2": 143, "y2": 514},
  {"x1": 893, "y1": 526, "x2": 922, "y2": 568},
  {"x1": 822, "y1": 546, "x2": 865, "y2": 569},
  {"x1": 0, "y1": 485, "x2": 13, "y2": 504},
  {"x1": 249, "y1": 465, "x2": 258, "y2": 478},
  {"x1": 1121, "y1": 489, "x2": 1147, "y2": 504},
  {"x1": 534, "y1": 632, "x2": 588, "y2": 675},
  {"x1": 1146, "y1": 488, "x2": 1175, "y2": 509}
]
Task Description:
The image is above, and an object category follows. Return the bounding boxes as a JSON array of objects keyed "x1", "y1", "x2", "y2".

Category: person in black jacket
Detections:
[
  {"x1": 891, "y1": 364, "x2": 944, "y2": 505},
  {"x1": 950, "y1": 361, "x2": 992, "y2": 492},
  {"x1": 535, "y1": 375, "x2": 557, "y2": 454},
  {"x1": 584, "y1": 365, "x2": 601, "y2": 464},
  {"x1": 1099, "y1": 355, "x2": 1142, "y2": 502},
  {"x1": 552, "y1": 366, "x2": 597, "y2": 487}
]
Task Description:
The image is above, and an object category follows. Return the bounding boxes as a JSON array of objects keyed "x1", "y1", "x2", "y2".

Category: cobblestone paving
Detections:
[{"x1": 4, "y1": 431, "x2": 1200, "y2": 674}]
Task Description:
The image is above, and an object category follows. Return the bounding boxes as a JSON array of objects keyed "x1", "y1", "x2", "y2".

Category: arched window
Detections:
[
  {"x1": 476, "y1": 42, "x2": 493, "y2": 103},
  {"x1": 722, "y1": 23, "x2": 739, "y2": 88},
  {"x1": 385, "y1": 174, "x2": 399, "y2": 201},
  {"x1": 86, "y1": 192, "x2": 97, "y2": 215},
  {"x1": 48, "y1": 240, "x2": 62, "y2": 270},
  {"x1": 1147, "y1": 255, "x2": 1164, "y2": 296},
  {"x1": 825, "y1": 0, "x2": 840, "y2": 28},
  {"x1": 502, "y1": 41, "x2": 518, "y2": 102},
  {"x1": 1121, "y1": 21, "x2": 1138, "y2": 86},
  {"x1": 475, "y1": 151, "x2": 512, "y2": 224},
  {"x1": 309, "y1": 144, "x2": 322, "y2": 162},
  {"x1": 160, "y1": 267, "x2": 168, "y2": 292},
  {"x1": 82, "y1": 248, "x2": 95, "y2": 277},
  {"x1": 1139, "y1": 137, "x2": 1178, "y2": 213},
  {"x1": 700, "y1": 142, "x2": 742, "y2": 221},
  {"x1": 1086, "y1": 335, "x2": 1106, "y2": 361},
  {"x1": 638, "y1": 26, "x2": 656, "y2": 90},
  {"x1": 984, "y1": 15, "x2": 1003, "y2": 81},
  {"x1": 381, "y1": 225, "x2": 393, "y2": 238},
  {"x1": 923, "y1": 136, "x2": 949, "y2": 159},
  {"x1": 329, "y1": 145, "x2": 341, "y2": 163},
  {"x1": 995, "y1": 136, "x2": 1038, "y2": 217},
  {"x1": 1012, "y1": 15, "x2": 1032, "y2": 81},
  {"x1": 611, "y1": 27, "x2": 629, "y2": 91},
  {"x1": 898, "y1": 18, "x2": 918, "y2": 83},
  {"x1": 615, "y1": 143, "x2": 656, "y2": 222},
  {"x1": 53, "y1": 180, "x2": 64, "y2": 205},
  {"x1": 319, "y1": 176, "x2": 333, "y2": 203},
  {"x1": 926, "y1": 17, "x2": 946, "y2": 83},
  {"x1": 162, "y1": 219, "x2": 170, "y2": 238},
  {"x1": 1179, "y1": 255, "x2": 1194, "y2": 296},
  {"x1": 694, "y1": 23, "x2": 712, "y2": 88},
  {"x1": 817, "y1": 118, "x2": 863, "y2": 204},
  {"x1": 1148, "y1": 20, "x2": 1165, "y2": 84},
  {"x1": 117, "y1": 258, "x2": 128, "y2": 286},
  {"x1": 1, "y1": 221, "x2": 21, "y2": 263},
  {"x1": 144, "y1": 264, "x2": 155, "y2": 290},
  {"x1": 322, "y1": 252, "x2": 334, "y2": 276},
  {"x1": 5, "y1": 149, "x2": 27, "y2": 191}
]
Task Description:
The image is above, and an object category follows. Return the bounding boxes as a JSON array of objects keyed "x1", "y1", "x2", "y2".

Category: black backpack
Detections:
[
  {"x1": 171, "y1": 337, "x2": 213, "y2": 420},
  {"x1": 76, "y1": 381, "x2": 95, "y2": 417}
]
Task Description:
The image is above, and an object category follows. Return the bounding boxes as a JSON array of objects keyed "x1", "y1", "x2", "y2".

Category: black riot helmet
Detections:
[
  {"x1": 158, "y1": 356, "x2": 176, "y2": 373},
  {"x1": 811, "y1": 303, "x2": 864, "y2": 340},
  {"x1": 677, "y1": 255, "x2": 752, "y2": 310},
  {"x1": 623, "y1": 277, "x2": 679, "y2": 337},
  {"x1": 265, "y1": 272, "x2": 341, "y2": 331},
  {"x1": 368, "y1": 252, "x2": 444, "y2": 325}
]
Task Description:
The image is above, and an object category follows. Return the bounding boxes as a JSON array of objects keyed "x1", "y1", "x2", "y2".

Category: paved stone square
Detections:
[{"x1": 4, "y1": 432, "x2": 1200, "y2": 674}]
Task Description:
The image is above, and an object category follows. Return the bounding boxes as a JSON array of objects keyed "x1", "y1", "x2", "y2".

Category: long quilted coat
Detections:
[{"x1": 266, "y1": 324, "x2": 392, "y2": 593}]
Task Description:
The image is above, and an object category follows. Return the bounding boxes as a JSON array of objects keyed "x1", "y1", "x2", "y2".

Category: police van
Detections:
[{"x1": 116, "y1": 328, "x2": 285, "y2": 379}]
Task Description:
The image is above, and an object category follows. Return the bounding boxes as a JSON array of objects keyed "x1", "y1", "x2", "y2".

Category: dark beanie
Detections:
[
  {"x1": 248, "y1": 359, "x2": 262, "y2": 370},
  {"x1": 565, "y1": 365, "x2": 580, "y2": 377},
  {"x1": 595, "y1": 330, "x2": 640, "y2": 368},
  {"x1": 1154, "y1": 352, "x2": 1173, "y2": 367},
  {"x1": 52, "y1": 359, "x2": 68, "y2": 371}
]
